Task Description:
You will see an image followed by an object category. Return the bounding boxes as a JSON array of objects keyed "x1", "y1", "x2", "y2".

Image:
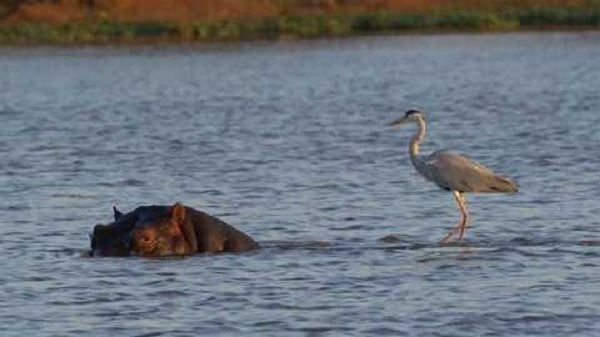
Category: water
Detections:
[{"x1": 1, "y1": 32, "x2": 599, "y2": 336}]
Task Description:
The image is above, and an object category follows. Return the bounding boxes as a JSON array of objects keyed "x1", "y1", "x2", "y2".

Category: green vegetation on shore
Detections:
[{"x1": 1, "y1": 7, "x2": 600, "y2": 43}]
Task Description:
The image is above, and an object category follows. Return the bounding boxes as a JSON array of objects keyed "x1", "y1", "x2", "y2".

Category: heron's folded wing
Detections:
[{"x1": 425, "y1": 151, "x2": 499, "y2": 192}]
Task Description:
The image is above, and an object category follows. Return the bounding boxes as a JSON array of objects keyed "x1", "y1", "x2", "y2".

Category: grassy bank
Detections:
[{"x1": 1, "y1": 7, "x2": 600, "y2": 43}]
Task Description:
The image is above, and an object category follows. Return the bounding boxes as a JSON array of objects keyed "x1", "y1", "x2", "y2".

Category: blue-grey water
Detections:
[{"x1": 1, "y1": 32, "x2": 599, "y2": 336}]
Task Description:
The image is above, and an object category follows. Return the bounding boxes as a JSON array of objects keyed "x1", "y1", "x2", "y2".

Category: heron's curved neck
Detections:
[{"x1": 409, "y1": 117, "x2": 426, "y2": 167}]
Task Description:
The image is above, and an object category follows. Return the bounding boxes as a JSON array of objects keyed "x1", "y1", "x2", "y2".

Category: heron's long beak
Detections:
[{"x1": 388, "y1": 116, "x2": 408, "y2": 127}]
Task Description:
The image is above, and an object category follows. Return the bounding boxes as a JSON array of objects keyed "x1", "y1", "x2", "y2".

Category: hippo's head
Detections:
[
  {"x1": 90, "y1": 224, "x2": 131, "y2": 257},
  {"x1": 131, "y1": 203, "x2": 195, "y2": 257},
  {"x1": 89, "y1": 206, "x2": 134, "y2": 257}
]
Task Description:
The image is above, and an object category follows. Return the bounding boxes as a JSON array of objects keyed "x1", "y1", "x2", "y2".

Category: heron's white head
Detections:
[{"x1": 388, "y1": 109, "x2": 425, "y2": 127}]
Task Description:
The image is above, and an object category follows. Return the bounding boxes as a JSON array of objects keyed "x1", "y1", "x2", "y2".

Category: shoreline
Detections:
[
  {"x1": 1, "y1": 8, "x2": 599, "y2": 45},
  {"x1": 1, "y1": 27, "x2": 599, "y2": 49}
]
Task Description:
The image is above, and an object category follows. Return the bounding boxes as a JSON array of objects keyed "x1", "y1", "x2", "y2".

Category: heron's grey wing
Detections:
[{"x1": 424, "y1": 150, "x2": 515, "y2": 192}]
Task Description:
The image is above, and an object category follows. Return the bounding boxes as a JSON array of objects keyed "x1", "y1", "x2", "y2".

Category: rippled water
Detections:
[{"x1": 1, "y1": 32, "x2": 599, "y2": 336}]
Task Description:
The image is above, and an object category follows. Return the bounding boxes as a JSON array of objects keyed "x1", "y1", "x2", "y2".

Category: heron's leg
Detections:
[
  {"x1": 440, "y1": 191, "x2": 464, "y2": 244},
  {"x1": 458, "y1": 193, "x2": 470, "y2": 240}
]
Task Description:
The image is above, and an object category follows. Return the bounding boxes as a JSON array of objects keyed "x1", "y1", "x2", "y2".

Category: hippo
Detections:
[{"x1": 90, "y1": 203, "x2": 260, "y2": 257}]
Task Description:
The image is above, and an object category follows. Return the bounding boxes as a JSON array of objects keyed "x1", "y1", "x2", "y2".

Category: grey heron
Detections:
[{"x1": 389, "y1": 109, "x2": 518, "y2": 243}]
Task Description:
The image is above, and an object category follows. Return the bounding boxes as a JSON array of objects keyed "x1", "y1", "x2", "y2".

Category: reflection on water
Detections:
[{"x1": 1, "y1": 32, "x2": 600, "y2": 336}]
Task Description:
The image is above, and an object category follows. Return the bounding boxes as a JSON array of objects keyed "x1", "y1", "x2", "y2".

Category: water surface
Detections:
[{"x1": 1, "y1": 32, "x2": 599, "y2": 336}]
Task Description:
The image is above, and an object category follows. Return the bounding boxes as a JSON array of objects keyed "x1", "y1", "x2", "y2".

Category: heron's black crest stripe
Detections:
[{"x1": 405, "y1": 109, "x2": 422, "y2": 117}]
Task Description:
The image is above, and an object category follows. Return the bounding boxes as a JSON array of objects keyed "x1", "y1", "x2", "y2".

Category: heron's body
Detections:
[
  {"x1": 390, "y1": 110, "x2": 518, "y2": 243},
  {"x1": 419, "y1": 150, "x2": 518, "y2": 193}
]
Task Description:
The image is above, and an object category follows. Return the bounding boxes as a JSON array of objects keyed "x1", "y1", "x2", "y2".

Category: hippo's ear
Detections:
[
  {"x1": 170, "y1": 203, "x2": 196, "y2": 252},
  {"x1": 170, "y1": 203, "x2": 186, "y2": 223},
  {"x1": 113, "y1": 206, "x2": 124, "y2": 221}
]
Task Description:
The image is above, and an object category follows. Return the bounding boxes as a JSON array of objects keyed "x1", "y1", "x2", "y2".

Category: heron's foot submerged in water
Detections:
[
  {"x1": 440, "y1": 226, "x2": 461, "y2": 244},
  {"x1": 440, "y1": 220, "x2": 470, "y2": 244}
]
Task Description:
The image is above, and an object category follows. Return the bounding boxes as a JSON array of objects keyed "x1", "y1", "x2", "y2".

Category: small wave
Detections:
[
  {"x1": 258, "y1": 303, "x2": 339, "y2": 311},
  {"x1": 135, "y1": 333, "x2": 164, "y2": 337},
  {"x1": 251, "y1": 320, "x2": 283, "y2": 328},
  {"x1": 2, "y1": 204, "x2": 32, "y2": 212},
  {"x1": 50, "y1": 193, "x2": 99, "y2": 199},
  {"x1": 97, "y1": 179, "x2": 146, "y2": 187},
  {"x1": 36, "y1": 248, "x2": 91, "y2": 259},
  {"x1": 288, "y1": 326, "x2": 355, "y2": 334},
  {"x1": 0, "y1": 108, "x2": 21, "y2": 116},
  {"x1": 145, "y1": 290, "x2": 188, "y2": 299},
  {"x1": 378, "y1": 234, "x2": 403, "y2": 243},
  {"x1": 260, "y1": 240, "x2": 332, "y2": 251}
]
